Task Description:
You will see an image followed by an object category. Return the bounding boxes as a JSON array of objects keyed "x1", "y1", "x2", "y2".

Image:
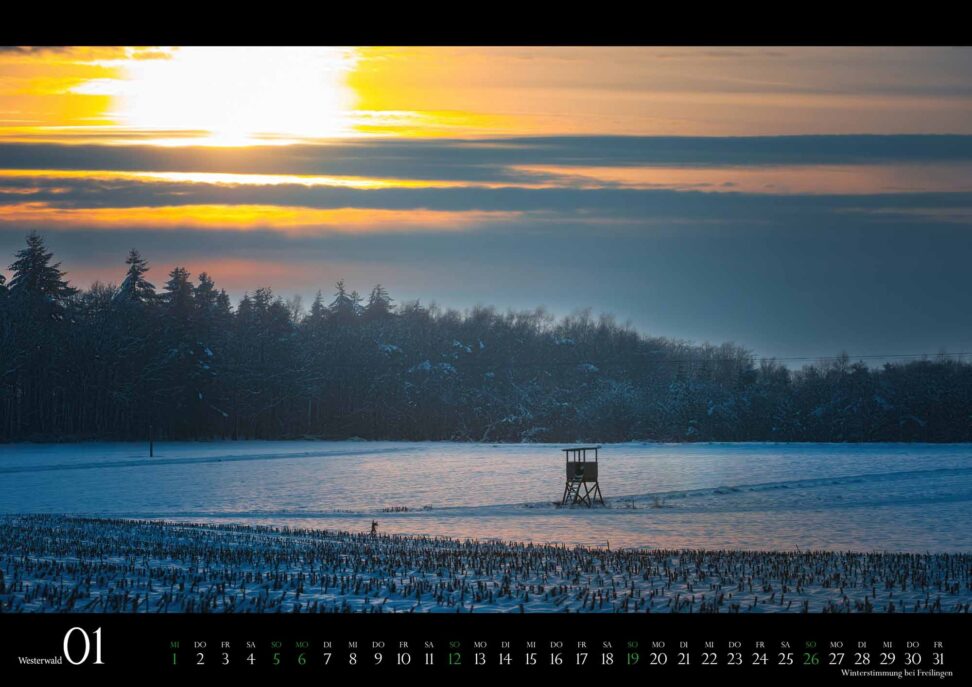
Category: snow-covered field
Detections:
[
  {"x1": 2, "y1": 515, "x2": 969, "y2": 613},
  {"x1": 1, "y1": 441, "x2": 970, "y2": 551}
]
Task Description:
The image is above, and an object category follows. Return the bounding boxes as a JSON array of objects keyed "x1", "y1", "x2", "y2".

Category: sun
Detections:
[{"x1": 114, "y1": 47, "x2": 358, "y2": 145}]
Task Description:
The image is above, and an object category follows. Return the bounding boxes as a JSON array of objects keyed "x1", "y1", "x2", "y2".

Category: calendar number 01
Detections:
[{"x1": 63, "y1": 627, "x2": 105, "y2": 666}]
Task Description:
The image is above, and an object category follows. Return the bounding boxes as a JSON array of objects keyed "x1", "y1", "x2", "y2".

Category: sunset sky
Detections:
[{"x1": 1, "y1": 46, "x2": 970, "y2": 359}]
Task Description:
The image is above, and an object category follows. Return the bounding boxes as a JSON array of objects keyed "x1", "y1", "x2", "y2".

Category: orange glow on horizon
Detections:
[
  {"x1": 510, "y1": 163, "x2": 972, "y2": 195},
  {"x1": 2, "y1": 161, "x2": 970, "y2": 197},
  {"x1": 5, "y1": 46, "x2": 969, "y2": 145},
  {"x1": 0, "y1": 202, "x2": 522, "y2": 234},
  {"x1": 0, "y1": 168, "x2": 491, "y2": 190}
]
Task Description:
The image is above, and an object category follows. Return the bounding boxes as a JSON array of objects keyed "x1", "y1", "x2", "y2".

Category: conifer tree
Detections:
[
  {"x1": 163, "y1": 267, "x2": 195, "y2": 325},
  {"x1": 364, "y1": 284, "x2": 394, "y2": 321},
  {"x1": 329, "y1": 280, "x2": 358, "y2": 323},
  {"x1": 114, "y1": 249, "x2": 156, "y2": 304},
  {"x1": 8, "y1": 231, "x2": 77, "y2": 302},
  {"x1": 308, "y1": 290, "x2": 327, "y2": 325}
]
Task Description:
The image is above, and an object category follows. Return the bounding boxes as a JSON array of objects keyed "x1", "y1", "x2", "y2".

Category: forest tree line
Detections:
[{"x1": 1, "y1": 232, "x2": 970, "y2": 443}]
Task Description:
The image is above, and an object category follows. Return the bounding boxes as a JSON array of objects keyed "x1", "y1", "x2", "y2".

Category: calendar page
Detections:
[{"x1": 0, "y1": 40, "x2": 968, "y2": 679}]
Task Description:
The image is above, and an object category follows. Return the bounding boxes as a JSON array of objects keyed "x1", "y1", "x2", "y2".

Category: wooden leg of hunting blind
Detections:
[{"x1": 562, "y1": 478, "x2": 604, "y2": 507}]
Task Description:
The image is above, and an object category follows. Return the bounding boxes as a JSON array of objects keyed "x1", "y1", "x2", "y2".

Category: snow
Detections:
[
  {"x1": 407, "y1": 360, "x2": 456, "y2": 375},
  {"x1": 2, "y1": 515, "x2": 968, "y2": 614},
  {"x1": 2, "y1": 441, "x2": 971, "y2": 613},
  {"x1": 1, "y1": 441, "x2": 970, "y2": 553}
]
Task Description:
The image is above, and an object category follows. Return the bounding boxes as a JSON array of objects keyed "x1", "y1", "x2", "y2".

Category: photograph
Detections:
[{"x1": 0, "y1": 44, "x2": 968, "y2": 677}]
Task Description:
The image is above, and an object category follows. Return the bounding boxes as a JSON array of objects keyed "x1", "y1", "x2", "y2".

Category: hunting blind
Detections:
[{"x1": 561, "y1": 446, "x2": 605, "y2": 507}]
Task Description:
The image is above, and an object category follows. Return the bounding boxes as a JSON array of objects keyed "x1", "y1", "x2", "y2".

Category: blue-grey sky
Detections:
[{"x1": 0, "y1": 47, "x2": 970, "y2": 360}]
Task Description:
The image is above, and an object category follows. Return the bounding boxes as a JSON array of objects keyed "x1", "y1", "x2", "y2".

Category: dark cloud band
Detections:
[{"x1": 2, "y1": 135, "x2": 972, "y2": 183}]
